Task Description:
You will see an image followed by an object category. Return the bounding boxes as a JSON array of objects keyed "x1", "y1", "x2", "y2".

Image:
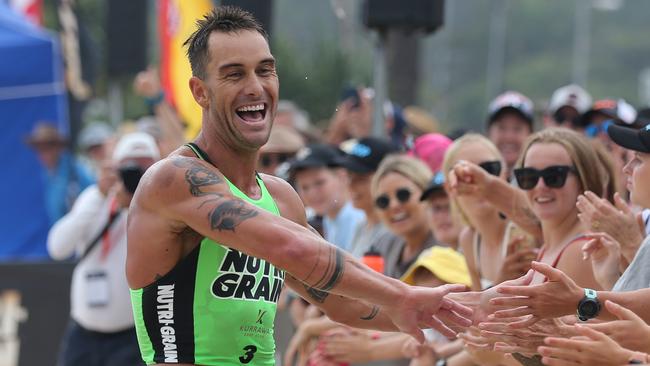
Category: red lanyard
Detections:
[{"x1": 100, "y1": 197, "x2": 120, "y2": 261}]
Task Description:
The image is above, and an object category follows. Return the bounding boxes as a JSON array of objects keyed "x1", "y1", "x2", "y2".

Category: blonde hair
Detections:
[
  {"x1": 440, "y1": 134, "x2": 505, "y2": 226},
  {"x1": 516, "y1": 128, "x2": 615, "y2": 203},
  {"x1": 372, "y1": 154, "x2": 433, "y2": 197}
]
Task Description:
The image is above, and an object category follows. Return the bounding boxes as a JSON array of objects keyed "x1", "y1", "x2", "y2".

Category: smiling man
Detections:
[{"x1": 125, "y1": 6, "x2": 472, "y2": 366}]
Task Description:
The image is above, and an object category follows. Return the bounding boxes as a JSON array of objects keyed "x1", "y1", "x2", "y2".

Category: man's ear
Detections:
[{"x1": 189, "y1": 76, "x2": 209, "y2": 109}]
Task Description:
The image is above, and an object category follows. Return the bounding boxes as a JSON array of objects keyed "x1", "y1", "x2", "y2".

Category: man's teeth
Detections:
[
  {"x1": 237, "y1": 104, "x2": 264, "y2": 112},
  {"x1": 535, "y1": 197, "x2": 553, "y2": 203},
  {"x1": 392, "y1": 213, "x2": 407, "y2": 221}
]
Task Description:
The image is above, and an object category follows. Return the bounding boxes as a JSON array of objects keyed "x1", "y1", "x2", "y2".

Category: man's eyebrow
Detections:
[
  {"x1": 259, "y1": 58, "x2": 275, "y2": 66},
  {"x1": 218, "y1": 63, "x2": 244, "y2": 72}
]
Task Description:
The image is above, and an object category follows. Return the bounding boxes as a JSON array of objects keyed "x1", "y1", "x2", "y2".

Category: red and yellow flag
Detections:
[{"x1": 159, "y1": 0, "x2": 213, "y2": 140}]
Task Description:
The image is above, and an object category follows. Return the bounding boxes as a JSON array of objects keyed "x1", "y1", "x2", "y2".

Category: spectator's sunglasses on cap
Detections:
[
  {"x1": 260, "y1": 153, "x2": 291, "y2": 167},
  {"x1": 479, "y1": 160, "x2": 502, "y2": 177},
  {"x1": 585, "y1": 120, "x2": 614, "y2": 138},
  {"x1": 375, "y1": 188, "x2": 412, "y2": 209},
  {"x1": 513, "y1": 165, "x2": 577, "y2": 190}
]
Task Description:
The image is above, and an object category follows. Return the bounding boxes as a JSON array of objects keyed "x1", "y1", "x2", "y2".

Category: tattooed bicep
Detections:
[{"x1": 171, "y1": 157, "x2": 224, "y2": 197}]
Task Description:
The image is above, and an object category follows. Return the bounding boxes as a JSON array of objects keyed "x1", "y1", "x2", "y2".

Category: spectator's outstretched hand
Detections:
[
  {"x1": 489, "y1": 262, "x2": 583, "y2": 328},
  {"x1": 478, "y1": 317, "x2": 575, "y2": 355},
  {"x1": 582, "y1": 232, "x2": 621, "y2": 290},
  {"x1": 133, "y1": 66, "x2": 162, "y2": 98},
  {"x1": 447, "y1": 160, "x2": 492, "y2": 200},
  {"x1": 577, "y1": 191, "x2": 645, "y2": 261},
  {"x1": 582, "y1": 300, "x2": 650, "y2": 354},
  {"x1": 538, "y1": 324, "x2": 636, "y2": 366}
]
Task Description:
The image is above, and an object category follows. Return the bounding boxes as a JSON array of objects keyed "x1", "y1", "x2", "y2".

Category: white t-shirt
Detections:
[{"x1": 47, "y1": 185, "x2": 134, "y2": 332}]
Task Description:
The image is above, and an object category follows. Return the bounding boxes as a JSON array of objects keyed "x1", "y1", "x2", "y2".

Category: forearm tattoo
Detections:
[
  {"x1": 302, "y1": 247, "x2": 346, "y2": 303},
  {"x1": 360, "y1": 305, "x2": 380, "y2": 321}
]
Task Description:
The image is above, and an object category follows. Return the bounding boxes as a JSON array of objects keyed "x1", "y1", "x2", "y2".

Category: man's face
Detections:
[
  {"x1": 294, "y1": 167, "x2": 346, "y2": 216},
  {"x1": 116, "y1": 157, "x2": 156, "y2": 208},
  {"x1": 347, "y1": 172, "x2": 374, "y2": 212},
  {"x1": 33, "y1": 142, "x2": 64, "y2": 170},
  {"x1": 488, "y1": 112, "x2": 532, "y2": 171},
  {"x1": 623, "y1": 151, "x2": 650, "y2": 207},
  {"x1": 551, "y1": 106, "x2": 581, "y2": 130},
  {"x1": 191, "y1": 30, "x2": 279, "y2": 151}
]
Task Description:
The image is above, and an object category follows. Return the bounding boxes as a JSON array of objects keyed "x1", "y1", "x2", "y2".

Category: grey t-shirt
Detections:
[
  {"x1": 348, "y1": 221, "x2": 395, "y2": 259},
  {"x1": 613, "y1": 235, "x2": 650, "y2": 292},
  {"x1": 379, "y1": 232, "x2": 438, "y2": 279}
]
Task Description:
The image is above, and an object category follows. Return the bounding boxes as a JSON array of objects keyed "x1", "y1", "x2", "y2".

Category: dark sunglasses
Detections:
[
  {"x1": 479, "y1": 160, "x2": 502, "y2": 177},
  {"x1": 260, "y1": 153, "x2": 290, "y2": 168},
  {"x1": 552, "y1": 110, "x2": 580, "y2": 126},
  {"x1": 375, "y1": 188, "x2": 412, "y2": 210},
  {"x1": 513, "y1": 165, "x2": 576, "y2": 190},
  {"x1": 585, "y1": 120, "x2": 614, "y2": 138}
]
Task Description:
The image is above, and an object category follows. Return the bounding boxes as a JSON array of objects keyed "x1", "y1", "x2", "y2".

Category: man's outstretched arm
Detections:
[{"x1": 132, "y1": 156, "x2": 472, "y2": 341}]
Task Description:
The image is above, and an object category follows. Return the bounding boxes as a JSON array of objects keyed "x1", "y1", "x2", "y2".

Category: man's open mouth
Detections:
[{"x1": 236, "y1": 103, "x2": 266, "y2": 123}]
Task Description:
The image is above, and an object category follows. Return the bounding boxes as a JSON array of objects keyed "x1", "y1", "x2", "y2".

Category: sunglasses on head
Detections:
[
  {"x1": 585, "y1": 120, "x2": 614, "y2": 138},
  {"x1": 375, "y1": 188, "x2": 412, "y2": 210},
  {"x1": 479, "y1": 160, "x2": 502, "y2": 177},
  {"x1": 513, "y1": 165, "x2": 576, "y2": 190}
]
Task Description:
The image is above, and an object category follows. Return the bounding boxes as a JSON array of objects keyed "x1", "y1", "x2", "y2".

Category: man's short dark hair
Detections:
[{"x1": 183, "y1": 6, "x2": 268, "y2": 79}]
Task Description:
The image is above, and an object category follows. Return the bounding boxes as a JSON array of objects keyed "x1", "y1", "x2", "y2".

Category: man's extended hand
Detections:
[
  {"x1": 384, "y1": 284, "x2": 472, "y2": 343},
  {"x1": 448, "y1": 269, "x2": 534, "y2": 327},
  {"x1": 489, "y1": 262, "x2": 583, "y2": 328}
]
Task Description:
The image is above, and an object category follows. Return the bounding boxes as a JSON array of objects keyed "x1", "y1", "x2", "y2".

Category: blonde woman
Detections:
[
  {"x1": 443, "y1": 134, "x2": 536, "y2": 291},
  {"x1": 370, "y1": 154, "x2": 438, "y2": 278}
]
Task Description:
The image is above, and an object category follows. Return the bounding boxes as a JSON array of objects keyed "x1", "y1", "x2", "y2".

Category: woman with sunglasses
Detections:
[
  {"x1": 371, "y1": 154, "x2": 438, "y2": 279},
  {"x1": 442, "y1": 134, "x2": 533, "y2": 292},
  {"x1": 511, "y1": 128, "x2": 611, "y2": 288}
]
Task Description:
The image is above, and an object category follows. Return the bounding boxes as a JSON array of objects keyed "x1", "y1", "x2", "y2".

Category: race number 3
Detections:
[{"x1": 239, "y1": 345, "x2": 257, "y2": 364}]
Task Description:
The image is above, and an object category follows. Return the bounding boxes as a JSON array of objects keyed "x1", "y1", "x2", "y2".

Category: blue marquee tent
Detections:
[{"x1": 0, "y1": 4, "x2": 68, "y2": 260}]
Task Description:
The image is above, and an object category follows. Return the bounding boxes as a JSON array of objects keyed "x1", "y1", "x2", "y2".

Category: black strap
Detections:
[
  {"x1": 185, "y1": 142, "x2": 262, "y2": 180},
  {"x1": 78, "y1": 209, "x2": 122, "y2": 261},
  {"x1": 185, "y1": 142, "x2": 214, "y2": 165}
]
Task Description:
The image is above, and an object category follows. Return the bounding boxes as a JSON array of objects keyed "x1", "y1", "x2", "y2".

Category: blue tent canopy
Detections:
[{"x1": 0, "y1": 4, "x2": 68, "y2": 260}]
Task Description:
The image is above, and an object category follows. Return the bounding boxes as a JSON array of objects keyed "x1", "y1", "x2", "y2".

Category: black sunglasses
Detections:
[
  {"x1": 513, "y1": 165, "x2": 576, "y2": 190},
  {"x1": 260, "y1": 153, "x2": 290, "y2": 168},
  {"x1": 375, "y1": 188, "x2": 412, "y2": 209},
  {"x1": 552, "y1": 110, "x2": 580, "y2": 127},
  {"x1": 479, "y1": 160, "x2": 502, "y2": 177}
]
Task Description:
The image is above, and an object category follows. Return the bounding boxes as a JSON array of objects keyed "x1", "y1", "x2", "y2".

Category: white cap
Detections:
[
  {"x1": 548, "y1": 84, "x2": 592, "y2": 115},
  {"x1": 78, "y1": 123, "x2": 113, "y2": 150},
  {"x1": 112, "y1": 132, "x2": 160, "y2": 163}
]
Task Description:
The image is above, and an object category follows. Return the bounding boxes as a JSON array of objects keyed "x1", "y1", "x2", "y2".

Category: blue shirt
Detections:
[
  {"x1": 43, "y1": 153, "x2": 95, "y2": 226},
  {"x1": 323, "y1": 201, "x2": 365, "y2": 251}
]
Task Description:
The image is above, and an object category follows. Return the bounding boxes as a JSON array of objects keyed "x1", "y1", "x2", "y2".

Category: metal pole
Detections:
[
  {"x1": 572, "y1": 0, "x2": 591, "y2": 87},
  {"x1": 372, "y1": 30, "x2": 388, "y2": 138},
  {"x1": 107, "y1": 81, "x2": 123, "y2": 128},
  {"x1": 485, "y1": 0, "x2": 508, "y2": 104}
]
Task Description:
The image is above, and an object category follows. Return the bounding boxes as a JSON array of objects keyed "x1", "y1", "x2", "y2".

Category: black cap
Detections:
[
  {"x1": 579, "y1": 98, "x2": 638, "y2": 128},
  {"x1": 288, "y1": 143, "x2": 342, "y2": 173},
  {"x1": 336, "y1": 137, "x2": 399, "y2": 174},
  {"x1": 420, "y1": 171, "x2": 446, "y2": 201},
  {"x1": 607, "y1": 123, "x2": 650, "y2": 153}
]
